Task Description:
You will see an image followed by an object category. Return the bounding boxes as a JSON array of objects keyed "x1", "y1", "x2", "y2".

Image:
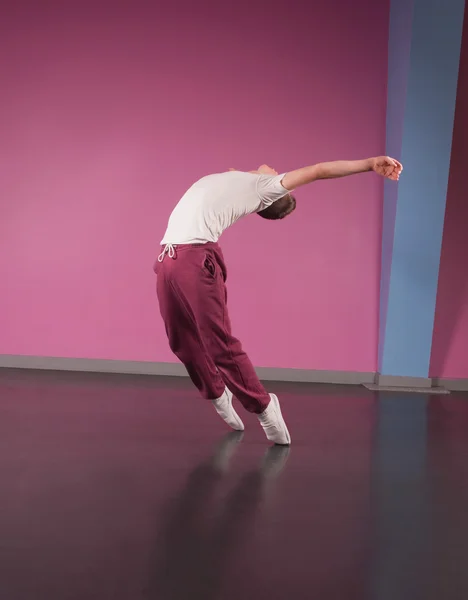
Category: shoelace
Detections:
[{"x1": 157, "y1": 243, "x2": 176, "y2": 263}]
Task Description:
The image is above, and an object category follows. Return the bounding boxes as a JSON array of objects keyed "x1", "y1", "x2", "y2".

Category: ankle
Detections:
[{"x1": 257, "y1": 394, "x2": 272, "y2": 415}]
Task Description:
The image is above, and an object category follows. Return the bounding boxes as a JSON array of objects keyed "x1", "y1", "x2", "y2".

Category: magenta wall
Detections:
[
  {"x1": 0, "y1": 1, "x2": 388, "y2": 372},
  {"x1": 430, "y1": 13, "x2": 468, "y2": 379}
]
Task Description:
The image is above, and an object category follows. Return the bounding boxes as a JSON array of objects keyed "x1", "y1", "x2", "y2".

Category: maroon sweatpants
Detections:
[{"x1": 154, "y1": 243, "x2": 270, "y2": 414}]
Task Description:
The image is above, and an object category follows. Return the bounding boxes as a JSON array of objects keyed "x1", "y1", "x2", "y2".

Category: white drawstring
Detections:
[{"x1": 158, "y1": 243, "x2": 176, "y2": 262}]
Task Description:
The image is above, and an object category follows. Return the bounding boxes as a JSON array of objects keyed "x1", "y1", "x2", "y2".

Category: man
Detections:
[{"x1": 155, "y1": 157, "x2": 403, "y2": 445}]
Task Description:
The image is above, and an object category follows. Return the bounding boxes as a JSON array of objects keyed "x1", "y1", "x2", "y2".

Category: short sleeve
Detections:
[{"x1": 256, "y1": 174, "x2": 290, "y2": 209}]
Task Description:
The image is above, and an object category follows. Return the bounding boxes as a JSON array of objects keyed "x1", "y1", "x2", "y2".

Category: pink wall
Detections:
[
  {"x1": 430, "y1": 13, "x2": 468, "y2": 379},
  {"x1": 0, "y1": 1, "x2": 388, "y2": 372}
]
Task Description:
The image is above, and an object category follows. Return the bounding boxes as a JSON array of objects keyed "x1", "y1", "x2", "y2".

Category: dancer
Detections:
[{"x1": 155, "y1": 157, "x2": 403, "y2": 445}]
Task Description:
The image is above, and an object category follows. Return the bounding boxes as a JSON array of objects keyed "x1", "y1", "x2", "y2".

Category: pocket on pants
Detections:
[{"x1": 202, "y1": 254, "x2": 217, "y2": 279}]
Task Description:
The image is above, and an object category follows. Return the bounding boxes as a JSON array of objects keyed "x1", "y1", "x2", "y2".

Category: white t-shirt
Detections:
[{"x1": 161, "y1": 171, "x2": 289, "y2": 244}]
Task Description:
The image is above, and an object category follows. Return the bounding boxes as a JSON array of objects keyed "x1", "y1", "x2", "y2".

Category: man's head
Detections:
[
  {"x1": 228, "y1": 165, "x2": 296, "y2": 219},
  {"x1": 257, "y1": 193, "x2": 296, "y2": 220}
]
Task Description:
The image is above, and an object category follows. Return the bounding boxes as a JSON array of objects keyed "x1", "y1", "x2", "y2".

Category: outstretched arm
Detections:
[{"x1": 281, "y1": 157, "x2": 403, "y2": 190}]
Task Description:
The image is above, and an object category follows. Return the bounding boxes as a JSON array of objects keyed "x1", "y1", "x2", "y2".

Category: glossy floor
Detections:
[{"x1": 0, "y1": 369, "x2": 467, "y2": 600}]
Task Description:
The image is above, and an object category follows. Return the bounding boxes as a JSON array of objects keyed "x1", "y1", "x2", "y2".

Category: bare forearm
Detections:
[
  {"x1": 313, "y1": 159, "x2": 373, "y2": 179},
  {"x1": 282, "y1": 158, "x2": 373, "y2": 189}
]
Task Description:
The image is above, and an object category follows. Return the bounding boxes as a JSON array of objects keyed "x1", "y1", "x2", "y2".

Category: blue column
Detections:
[{"x1": 379, "y1": 0, "x2": 465, "y2": 380}]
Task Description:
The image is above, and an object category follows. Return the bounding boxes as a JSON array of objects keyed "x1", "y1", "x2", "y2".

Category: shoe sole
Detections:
[{"x1": 268, "y1": 394, "x2": 291, "y2": 445}]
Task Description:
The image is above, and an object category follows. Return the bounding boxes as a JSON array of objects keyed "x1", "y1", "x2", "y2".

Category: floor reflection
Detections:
[
  {"x1": 371, "y1": 394, "x2": 430, "y2": 600},
  {"x1": 146, "y1": 433, "x2": 290, "y2": 600}
]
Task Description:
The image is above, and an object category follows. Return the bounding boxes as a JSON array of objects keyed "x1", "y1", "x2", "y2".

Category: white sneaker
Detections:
[
  {"x1": 212, "y1": 387, "x2": 245, "y2": 431},
  {"x1": 258, "y1": 394, "x2": 291, "y2": 445}
]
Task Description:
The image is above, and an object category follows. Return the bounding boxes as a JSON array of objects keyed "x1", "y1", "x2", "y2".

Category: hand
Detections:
[{"x1": 371, "y1": 156, "x2": 403, "y2": 181}]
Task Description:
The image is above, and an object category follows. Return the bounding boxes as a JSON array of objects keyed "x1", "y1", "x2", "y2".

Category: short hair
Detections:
[{"x1": 257, "y1": 194, "x2": 296, "y2": 220}]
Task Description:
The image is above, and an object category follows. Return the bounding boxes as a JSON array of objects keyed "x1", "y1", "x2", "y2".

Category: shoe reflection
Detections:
[{"x1": 146, "y1": 433, "x2": 290, "y2": 600}]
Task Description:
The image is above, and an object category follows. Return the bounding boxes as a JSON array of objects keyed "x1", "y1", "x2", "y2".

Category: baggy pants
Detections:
[{"x1": 155, "y1": 243, "x2": 270, "y2": 414}]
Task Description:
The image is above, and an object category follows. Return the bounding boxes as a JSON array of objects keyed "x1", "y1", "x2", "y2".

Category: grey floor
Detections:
[{"x1": 0, "y1": 368, "x2": 467, "y2": 600}]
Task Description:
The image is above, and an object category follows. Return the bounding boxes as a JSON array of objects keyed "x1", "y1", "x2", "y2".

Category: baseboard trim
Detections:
[
  {"x1": 375, "y1": 374, "x2": 432, "y2": 389},
  {"x1": 2, "y1": 356, "x2": 465, "y2": 390},
  {"x1": 364, "y1": 384, "x2": 450, "y2": 395},
  {"x1": 256, "y1": 367, "x2": 374, "y2": 384},
  {"x1": 0, "y1": 355, "x2": 375, "y2": 385},
  {"x1": 432, "y1": 378, "x2": 468, "y2": 392}
]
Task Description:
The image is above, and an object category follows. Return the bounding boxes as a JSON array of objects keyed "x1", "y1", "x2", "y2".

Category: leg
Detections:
[
  {"x1": 200, "y1": 287, "x2": 291, "y2": 441},
  {"x1": 202, "y1": 305, "x2": 270, "y2": 414},
  {"x1": 197, "y1": 248, "x2": 270, "y2": 414},
  {"x1": 156, "y1": 268, "x2": 225, "y2": 401},
  {"x1": 198, "y1": 249, "x2": 291, "y2": 441}
]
